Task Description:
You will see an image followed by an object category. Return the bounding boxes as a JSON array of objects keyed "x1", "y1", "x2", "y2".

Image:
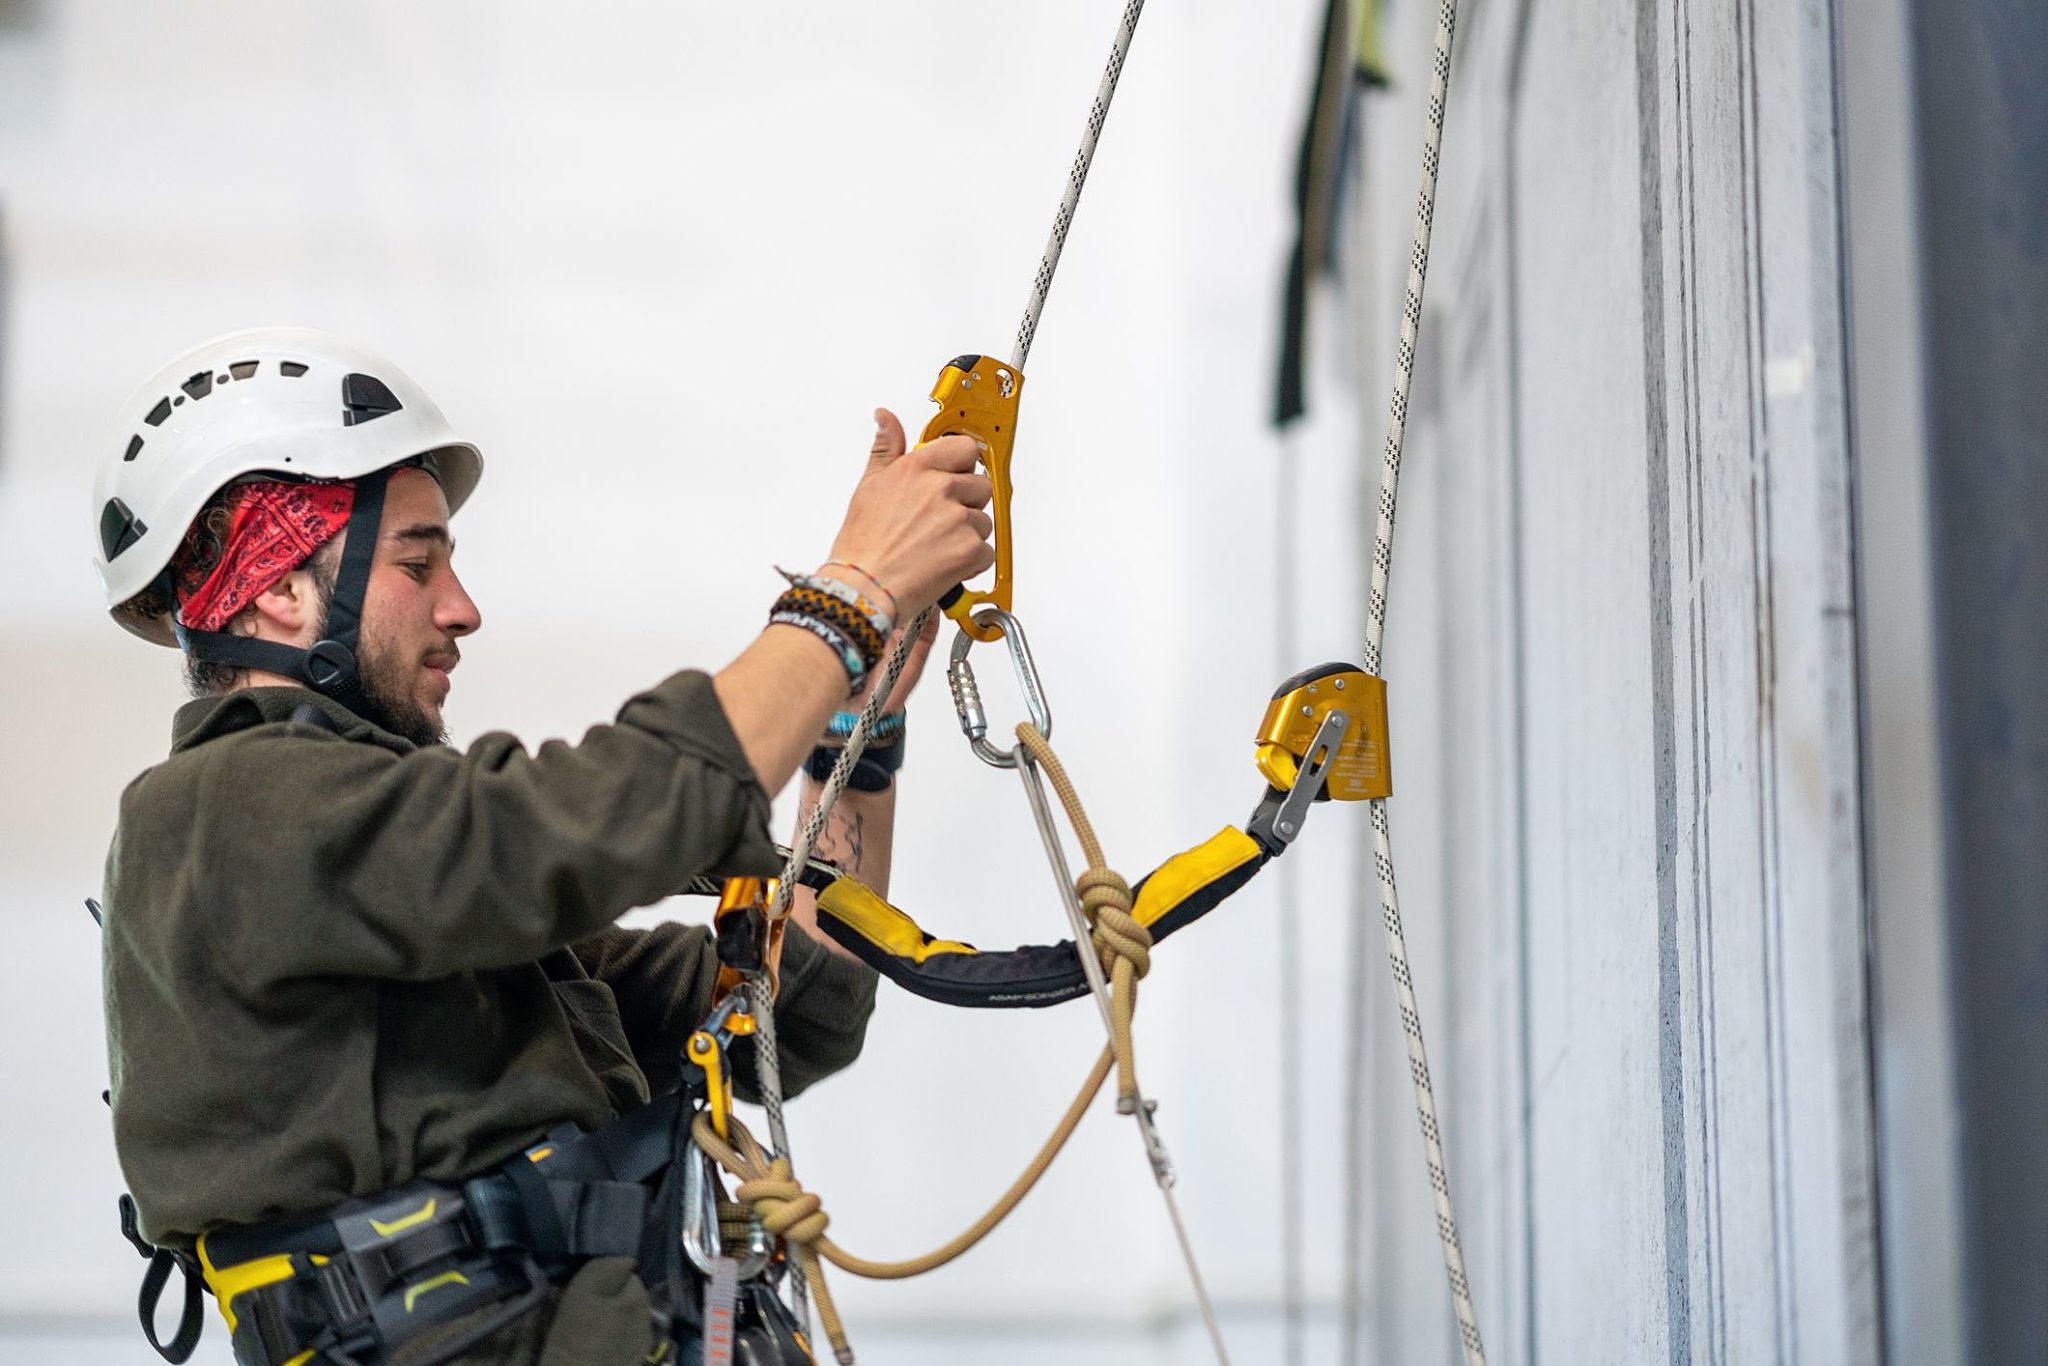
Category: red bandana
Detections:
[{"x1": 174, "y1": 480, "x2": 356, "y2": 634}]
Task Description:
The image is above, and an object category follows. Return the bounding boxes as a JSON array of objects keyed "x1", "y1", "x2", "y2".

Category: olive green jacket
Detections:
[{"x1": 102, "y1": 671, "x2": 877, "y2": 1248}]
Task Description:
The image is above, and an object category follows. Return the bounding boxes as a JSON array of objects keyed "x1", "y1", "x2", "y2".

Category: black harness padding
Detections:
[
  {"x1": 813, "y1": 838, "x2": 1274, "y2": 1011},
  {"x1": 172, "y1": 468, "x2": 391, "y2": 715}
]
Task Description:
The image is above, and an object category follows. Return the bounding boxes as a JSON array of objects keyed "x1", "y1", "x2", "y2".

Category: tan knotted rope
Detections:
[
  {"x1": 694, "y1": 1048, "x2": 1112, "y2": 1363},
  {"x1": 693, "y1": 725, "x2": 1152, "y2": 1364}
]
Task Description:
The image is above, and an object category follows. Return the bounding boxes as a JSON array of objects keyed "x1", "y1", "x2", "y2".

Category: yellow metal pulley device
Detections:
[
  {"x1": 922, "y1": 354, "x2": 1024, "y2": 643},
  {"x1": 713, "y1": 876, "x2": 786, "y2": 1000},
  {"x1": 1255, "y1": 664, "x2": 1392, "y2": 801}
]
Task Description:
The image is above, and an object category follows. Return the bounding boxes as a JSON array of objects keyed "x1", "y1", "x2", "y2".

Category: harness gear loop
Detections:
[{"x1": 947, "y1": 607, "x2": 1052, "y2": 768}]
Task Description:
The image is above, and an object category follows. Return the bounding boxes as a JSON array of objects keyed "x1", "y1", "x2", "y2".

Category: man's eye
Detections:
[{"x1": 399, "y1": 561, "x2": 431, "y2": 579}]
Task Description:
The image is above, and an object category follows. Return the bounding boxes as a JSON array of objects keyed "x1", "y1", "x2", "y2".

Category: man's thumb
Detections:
[{"x1": 870, "y1": 408, "x2": 908, "y2": 467}]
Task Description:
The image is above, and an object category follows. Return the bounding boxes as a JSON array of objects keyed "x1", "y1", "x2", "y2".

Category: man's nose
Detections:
[{"x1": 438, "y1": 572, "x2": 482, "y2": 638}]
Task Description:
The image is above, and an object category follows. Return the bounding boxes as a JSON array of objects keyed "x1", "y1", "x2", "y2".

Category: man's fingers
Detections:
[
  {"x1": 918, "y1": 434, "x2": 983, "y2": 474},
  {"x1": 870, "y1": 409, "x2": 909, "y2": 467},
  {"x1": 945, "y1": 472, "x2": 995, "y2": 510}
]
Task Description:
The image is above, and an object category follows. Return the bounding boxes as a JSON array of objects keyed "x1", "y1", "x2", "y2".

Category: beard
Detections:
[
  {"x1": 307, "y1": 596, "x2": 448, "y2": 748},
  {"x1": 351, "y1": 639, "x2": 450, "y2": 748}
]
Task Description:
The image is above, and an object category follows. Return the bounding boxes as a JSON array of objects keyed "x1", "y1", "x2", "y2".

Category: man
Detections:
[{"x1": 91, "y1": 327, "x2": 995, "y2": 1364}]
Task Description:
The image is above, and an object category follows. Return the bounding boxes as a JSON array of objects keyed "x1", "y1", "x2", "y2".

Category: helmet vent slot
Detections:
[
  {"x1": 144, "y1": 397, "x2": 173, "y2": 427},
  {"x1": 228, "y1": 360, "x2": 259, "y2": 380},
  {"x1": 279, "y1": 361, "x2": 309, "y2": 378},
  {"x1": 180, "y1": 371, "x2": 214, "y2": 401},
  {"x1": 341, "y1": 372, "x2": 403, "y2": 427},
  {"x1": 99, "y1": 498, "x2": 148, "y2": 562},
  {"x1": 123, "y1": 435, "x2": 144, "y2": 462}
]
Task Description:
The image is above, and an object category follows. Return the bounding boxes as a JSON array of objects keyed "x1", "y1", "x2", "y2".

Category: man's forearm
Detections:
[
  {"x1": 787, "y1": 776, "x2": 896, "y2": 964},
  {"x1": 712, "y1": 625, "x2": 855, "y2": 796}
]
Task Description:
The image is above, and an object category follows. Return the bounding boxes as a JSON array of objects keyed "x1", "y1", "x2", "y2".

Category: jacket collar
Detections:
[{"x1": 168, "y1": 687, "x2": 417, "y2": 757}]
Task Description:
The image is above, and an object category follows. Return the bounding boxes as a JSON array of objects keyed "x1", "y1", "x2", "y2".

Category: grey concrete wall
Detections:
[{"x1": 1338, "y1": 0, "x2": 1881, "y2": 1361}]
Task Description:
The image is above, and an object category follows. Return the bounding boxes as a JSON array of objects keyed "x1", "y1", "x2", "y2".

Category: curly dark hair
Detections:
[{"x1": 120, "y1": 485, "x2": 340, "y2": 696}]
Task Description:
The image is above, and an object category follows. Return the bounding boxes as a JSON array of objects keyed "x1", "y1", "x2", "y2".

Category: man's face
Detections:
[{"x1": 348, "y1": 468, "x2": 481, "y2": 745}]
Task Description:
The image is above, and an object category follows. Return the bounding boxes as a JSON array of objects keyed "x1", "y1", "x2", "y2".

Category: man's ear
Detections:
[{"x1": 245, "y1": 568, "x2": 322, "y2": 642}]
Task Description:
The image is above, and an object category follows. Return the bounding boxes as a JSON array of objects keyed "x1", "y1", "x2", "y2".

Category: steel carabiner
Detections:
[{"x1": 947, "y1": 607, "x2": 1052, "y2": 768}]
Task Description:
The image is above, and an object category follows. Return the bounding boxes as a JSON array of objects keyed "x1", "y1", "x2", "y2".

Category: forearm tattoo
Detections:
[{"x1": 817, "y1": 805, "x2": 867, "y2": 874}]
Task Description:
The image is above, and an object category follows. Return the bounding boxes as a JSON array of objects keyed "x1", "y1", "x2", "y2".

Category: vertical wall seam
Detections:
[
  {"x1": 1732, "y1": 0, "x2": 1803, "y2": 1356},
  {"x1": 1817, "y1": 0, "x2": 1890, "y2": 1355},
  {"x1": 1503, "y1": 0, "x2": 1540, "y2": 1359},
  {"x1": 1675, "y1": 2, "x2": 1735, "y2": 1360},
  {"x1": 1640, "y1": 0, "x2": 1694, "y2": 1359}
]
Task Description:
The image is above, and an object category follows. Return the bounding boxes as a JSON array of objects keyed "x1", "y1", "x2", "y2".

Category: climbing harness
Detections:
[{"x1": 115, "y1": 970, "x2": 817, "y2": 1366}]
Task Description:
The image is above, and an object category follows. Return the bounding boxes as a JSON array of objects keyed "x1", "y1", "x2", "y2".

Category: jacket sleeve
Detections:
[
  {"x1": 573, "y1": 922, "x2": 880, "y2": 1099},
  {"x1": 194, "y1": 670, "x2": 785, "y2": 982}
]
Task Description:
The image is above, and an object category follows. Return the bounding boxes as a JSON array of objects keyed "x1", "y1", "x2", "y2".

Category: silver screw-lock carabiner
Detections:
[{"x1": 947, "y1": 607, "x2": 1052, "y2": 769}]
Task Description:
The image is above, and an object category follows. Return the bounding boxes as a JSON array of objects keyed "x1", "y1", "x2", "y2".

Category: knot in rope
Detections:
[
  {"x1": 1077, "y1": 867, "x2": 1150, "y2": 979},
  {"x1": 737, "y1": 1157, "x2": 830, "y2": 1248}
]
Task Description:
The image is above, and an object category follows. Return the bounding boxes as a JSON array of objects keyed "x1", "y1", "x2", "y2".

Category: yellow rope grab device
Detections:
[{"x1": 684, "y1": 1, "x2": 1486, "y2": 1363}]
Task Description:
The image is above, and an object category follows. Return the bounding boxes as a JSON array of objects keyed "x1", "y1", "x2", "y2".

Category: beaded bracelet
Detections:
[
  {"x1": 826, "y1": 709, "x2": 906, "y2": 745},
  {"x1": 819, "y1": 561, "x2": 900, "y2": 623}
]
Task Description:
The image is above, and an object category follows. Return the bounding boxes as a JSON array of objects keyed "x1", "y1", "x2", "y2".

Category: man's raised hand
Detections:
[{"x1": 827, "y1": 409, "x2": 996, "y2": 616}]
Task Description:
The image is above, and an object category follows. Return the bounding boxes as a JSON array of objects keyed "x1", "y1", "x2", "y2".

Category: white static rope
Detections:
[
  {"x1": 1354, "y1": 3, "x2": 1487, "y2": 1364},
  {"x1": 748, "y1": 2, "x2": 1157, "y2": 1350},
  {"x1": 1012, "y1": 0, "x2": 1146, "y2": 370}
]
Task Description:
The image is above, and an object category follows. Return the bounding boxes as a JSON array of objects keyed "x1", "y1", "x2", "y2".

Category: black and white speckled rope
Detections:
[
  {"x1": 751, "y1": 608, "x2": 934, "y2": 1361},
  {"x1": 745, "y1": 6, "x2": 1155, "y2": 1349},
  {"x1": 1011, "y1": 0, "x2": 1147, "y2": 370},
  {"x1": 1354, "y1": 2, "x2": 1485, "y2": 1363}
]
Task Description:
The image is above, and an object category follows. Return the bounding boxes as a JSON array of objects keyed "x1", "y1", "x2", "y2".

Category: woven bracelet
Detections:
[{"x1": 768, "y1": 609, "x2": 868, "y2": 695}]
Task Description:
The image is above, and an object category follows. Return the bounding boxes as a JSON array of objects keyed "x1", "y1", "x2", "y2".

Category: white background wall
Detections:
[{"x1": 0, "y1": 2, "x2": 1393, "y2": 1362}]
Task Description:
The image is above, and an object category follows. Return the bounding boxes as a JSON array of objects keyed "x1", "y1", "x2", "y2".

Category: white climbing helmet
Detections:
[{"x1": 92, "y1": 326, "x2": 483, "y2": 646}]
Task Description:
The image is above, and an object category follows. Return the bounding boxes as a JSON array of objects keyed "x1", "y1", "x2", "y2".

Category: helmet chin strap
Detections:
[{"x1": 172, "y1": 468, "x2": 391, "y2": 715}]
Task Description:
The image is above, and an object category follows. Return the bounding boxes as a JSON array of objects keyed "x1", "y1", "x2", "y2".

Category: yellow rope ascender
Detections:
[{"x1": 679, "y1": 1, "x2": 1488, "y2": 1363}]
